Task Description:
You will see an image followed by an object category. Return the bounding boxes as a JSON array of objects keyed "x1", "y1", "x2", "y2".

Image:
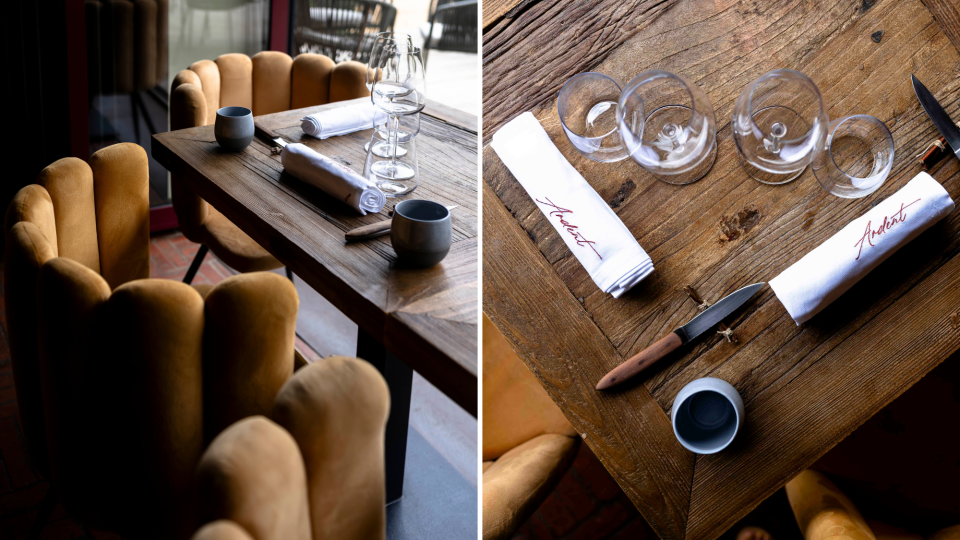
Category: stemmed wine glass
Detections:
[
  {"x1": 617, "y1": 70, "x2": 717, "y2": 185},
  {"x1": 365, "y1": 33, "x2": 415, "y2": 156},
  {"x1": 732, "y1": 69, "x2": 828, "y2": 185},
  {"x1": 370, "y1": 46, "x2": 426, "y2": 187}
]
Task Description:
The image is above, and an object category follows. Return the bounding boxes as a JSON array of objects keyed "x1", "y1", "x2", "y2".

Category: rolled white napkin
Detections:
[
  {"x1": 491, "y1": 112, "x2": 654, "y2": 298},
  {"x1": 300, "y1": 103, "x2": 385, "y2": 139},
  {"x1": 770, "y1": 172, "x2": 954, "y2": 325},
  {"x1": 281, "y1": 143, "x2": 386, "y2": 215}
]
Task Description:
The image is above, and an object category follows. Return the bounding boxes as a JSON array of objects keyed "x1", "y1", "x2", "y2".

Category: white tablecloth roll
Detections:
[
  {"x1": 491, "y1": 112, "x2": 654, "y2": 298},
  {"x1": 281, "y1": 143, "x2": 386, "y2": 215},
  {"x1": 771, "y1": 172, "x2": 954, "y2": 324},
  {"x1": 300, "y1": 103, "x2": 385, "y2": 139}
]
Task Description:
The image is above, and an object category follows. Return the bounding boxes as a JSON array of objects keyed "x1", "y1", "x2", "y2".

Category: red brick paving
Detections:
[{"x1": 0, "y1": 231, "x2": 323, "y2": 540}]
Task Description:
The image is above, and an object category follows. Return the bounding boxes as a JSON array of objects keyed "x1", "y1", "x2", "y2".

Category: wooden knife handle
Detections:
[
  {"x1": 596, "y1": 332, "x2": 683, "y2": 390},
  {"x1": 254, "y1": 122, "x2": 281, "y2": 142},
  {"x1": 344, "y1": 219, "x2": 393, "y2": 241}
]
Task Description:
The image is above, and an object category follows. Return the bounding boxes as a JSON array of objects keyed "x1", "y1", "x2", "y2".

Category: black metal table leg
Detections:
[{"x1": 357, "y1": 327, "x2": 413, "y2": 504}]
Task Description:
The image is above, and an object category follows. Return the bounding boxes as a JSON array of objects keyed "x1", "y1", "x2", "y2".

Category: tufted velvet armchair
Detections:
[
  {"x1": 168, "y1": 51, "x2": 369, "y2": 282},
  {"x1": 4, "y1": 143, "x2": 299, "y2": 539},
  {"x1": 481, "y1": 315, "x2": 581, "y2": 540}
]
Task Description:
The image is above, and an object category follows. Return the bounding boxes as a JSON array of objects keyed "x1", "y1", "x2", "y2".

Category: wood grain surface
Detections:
[
  {"x1": 483, "y1": 0, "x2": 960, "y2": 537},
  {"x1": 153, "y1": 98, "x2": 479, "y2": 416}
]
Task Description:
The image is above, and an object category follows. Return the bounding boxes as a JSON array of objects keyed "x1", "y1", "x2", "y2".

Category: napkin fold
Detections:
[
  {"x1": 491, "y1": 112, "x2": 654, "y2": 298},
  {"x1": 770, "y1": 172, "x2": 955, "y2": 325},
  {"x1": 281, "y1": 143, "x2": 386, "y2": 215},
  {"x1": 300, "y1": 102, "x2": 385, "y2": 139}
]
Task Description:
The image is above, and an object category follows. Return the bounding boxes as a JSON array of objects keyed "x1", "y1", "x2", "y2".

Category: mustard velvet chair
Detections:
[
  {"x1": 191, "y1": 357, "x2": 391, "y2": 540},
  {"x1": 482, "y1": 314, "x2": 581, "y2": 540},
  {"x1": 4, "y1": 143, "x2": 299, "y2": 540},
  {"x1": 786, "y1": 470, "x2": 960, "y2": 540},
  {"x1": 168, "y1": 51, "x2": 369, "y2": 282}
]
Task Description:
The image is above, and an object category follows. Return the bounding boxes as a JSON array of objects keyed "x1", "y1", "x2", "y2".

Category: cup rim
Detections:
[
  {"x1": 672, "y1": 378, "x2": 742, "y2": 454},
  {"x1": 393, "y1": 200, "x2": 449, "y2": 223},
  {"x1": 217, "y1": 106, "x2": 252, "y2": 118},
  {"x1": 827, "y1": 114, "x2": 893, "y2": 178}
]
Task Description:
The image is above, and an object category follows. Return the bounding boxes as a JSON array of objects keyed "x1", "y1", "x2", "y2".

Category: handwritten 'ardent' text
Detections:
[
  {"x1": 535, "y1": 197, "x2": 602, "y2": 260},
  {"x1": 854, "y1": 198, "x2": 921, "y2": 260}
]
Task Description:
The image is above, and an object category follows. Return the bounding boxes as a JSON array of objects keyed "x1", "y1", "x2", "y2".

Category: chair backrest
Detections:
[
  {"x1": 3, "y1": 142, "x2": 149, "y2": 481},
  {"x1": 4, "y1": 143, "x2": 299, "y2": 536},
  {"x1": 171, "y1": 51, "x2": 370, "y2": 126},
  {"x1": 428, "y1": 0, "x2": 477, "y2": 54},
  {"x1": 482, "y1": 314, "x2": 577, "y2": 461},
  {"x1": 33, "y1": 258, "x2": 298, "y2": 537},
  {"x1": 193, "y1": 357, "x2": 390, "y2": 540}
]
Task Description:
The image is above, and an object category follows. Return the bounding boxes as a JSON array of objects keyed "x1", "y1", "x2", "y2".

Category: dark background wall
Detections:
[{"x1": 1, "y1": 1, "x2": 73, "y2": 257}]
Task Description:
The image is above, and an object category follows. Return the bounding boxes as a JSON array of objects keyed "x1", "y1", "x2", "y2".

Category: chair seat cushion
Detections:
[
  {"x1": 482, "y1": 434, "x2": 579, "y2": 540},
  {"x1": 200, "y1": 207, "x2": 282, "y2": 273}
]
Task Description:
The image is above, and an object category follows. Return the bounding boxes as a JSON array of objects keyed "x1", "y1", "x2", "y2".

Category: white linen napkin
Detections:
[
  {"x1": 300, "y1": 103, "x2": 385, "y2": 139},
  {"x1": 281, "y1": 143, "x2": 386, "y2": 215},
  {"x1": 770, "y1": 172, "x2": 954, "y2": 324},
  {"x1": 491, "y1": 112, "x2": 654, "y2": 298}
]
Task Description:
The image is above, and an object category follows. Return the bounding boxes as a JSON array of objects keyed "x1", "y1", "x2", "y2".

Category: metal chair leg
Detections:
[
  {"x1": 285, "y1": 267, "x2": 294, "y2": 282},
  {"x1": 26, "y1": 486, "x2": 57, "y2": 540},
  {"x1": 183, "y1": 244, "x2": 209, "y2": 284}
]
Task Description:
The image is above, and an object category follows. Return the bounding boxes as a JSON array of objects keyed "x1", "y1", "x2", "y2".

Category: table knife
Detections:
[
  {"x1": 912, "y1": 74, "x2": 960, "y2": 161},
  {"x1": 344, "y1": 205, "x2": 459, "y2": 242},
  {"x1": 596, "y1": 282, "x2": 764, "y2": 390},
  {"x1": 254, "y1": 122, "x2": 287, "y2": 154}
]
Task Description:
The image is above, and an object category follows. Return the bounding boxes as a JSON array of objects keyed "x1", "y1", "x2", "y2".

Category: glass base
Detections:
[
  {"x1": 737, "y1": 152, "x2": 806, "y2": 185},
  {"x1": 640, "y1": 105, "x2": 717, "y2": 185},
  {"x1": 376, "y1": 179, "x2": 417, "y2": 197},
  {"x1": 371, "y1": 160, "x2": 415, "y2": 180}
]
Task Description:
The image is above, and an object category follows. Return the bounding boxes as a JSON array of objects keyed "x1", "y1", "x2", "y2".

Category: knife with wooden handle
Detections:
[
  {"x1": 596, "y1": 283, "x2": 764, "y2": 390},
  {"x1": 254, "y1": 122, "x2": 287, "y2": 154},
  {"x1": 344, "y1": 205, "x2": 459, "y2": 242}
]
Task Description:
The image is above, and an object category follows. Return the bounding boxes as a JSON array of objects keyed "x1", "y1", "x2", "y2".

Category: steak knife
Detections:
[
  {"x1": 912, "y1": 74, "x2": 960, "y2": 161},
  {"x1": 596, "y1": 282, "x2": 764, "y2": 390}
]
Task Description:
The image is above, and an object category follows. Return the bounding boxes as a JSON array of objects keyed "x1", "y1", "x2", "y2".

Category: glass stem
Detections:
[{"x1": 391, "y1": 115, "x2": 401, "y2": 167}]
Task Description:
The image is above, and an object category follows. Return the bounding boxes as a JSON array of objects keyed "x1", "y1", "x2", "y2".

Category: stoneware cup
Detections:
[
  {"x1": 671, "y1": 377, "x2": 744, "y2": 454},
  {"x1": 390, "y1": 200, "x2": 452, "y2": 268},
  {"x1": 215, "y1": 106, "x2": 254, "y2": 152}
]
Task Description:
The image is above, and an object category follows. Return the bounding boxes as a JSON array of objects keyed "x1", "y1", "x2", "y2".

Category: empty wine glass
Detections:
[
  {"x1": 733, "y1": 69, "x2": 828, "y2": 185},
  {"x1": 370, "y1": 47, "x2": 426, "y2": 182},
  {"x1": 617, "y1": 70, "x2": 717, "y2": 185},
  {"x1": 811, "y1": 114, "x2": 894, "y2": 198},
  {"x1": 364, "y1": 114, "x2": 421, "y2": 196},
  {"x1": 557, "y1": 73, "x2": 629, "y2": 162},
  {"x1": 365, "y1": 32, "x2": 415, "y2": 154}
]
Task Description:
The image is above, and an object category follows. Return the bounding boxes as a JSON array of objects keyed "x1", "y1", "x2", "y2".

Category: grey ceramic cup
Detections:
[
  {"x1": 390, "y1": 200, "x2": 452, "y2": 268},
  {"x1": 215, "y1": 106, "x2": 254, "y2": 152},
  {"x1": 671, "y1": 377, "x2": 744, "y2": 454}
]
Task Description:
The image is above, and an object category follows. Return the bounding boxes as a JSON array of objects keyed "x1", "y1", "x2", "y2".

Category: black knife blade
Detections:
[{"x1": 912, "y1": 74, "x2": 960, "y2": 161}]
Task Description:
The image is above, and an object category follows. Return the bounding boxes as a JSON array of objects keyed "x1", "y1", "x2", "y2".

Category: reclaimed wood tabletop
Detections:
[
  {"x1": 152, "y1": 98, "x2": 478, "y2": 416},
  {"x1": 483, "y1": 0, "x2": 960, "y2": 538}
]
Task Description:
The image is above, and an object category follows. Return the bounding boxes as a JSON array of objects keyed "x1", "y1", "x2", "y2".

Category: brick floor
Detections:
[
  {"x1": 0, "y1": 231, "x2": 324, "y2": 539},
  {"x1": 511, "y1": 443, "x2": 802, "y2": 540}
]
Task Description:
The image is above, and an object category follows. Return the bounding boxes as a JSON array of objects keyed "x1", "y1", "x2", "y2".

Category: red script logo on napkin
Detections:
[
  {"x1": 536, "y1": 197, "x2": 602, "y2": 260},
  {"x1": 854, "y1": 198, "x2": 921, "y2": 261}
]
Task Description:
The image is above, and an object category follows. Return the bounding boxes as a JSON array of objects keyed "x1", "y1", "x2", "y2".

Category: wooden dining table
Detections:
[
  {"x1": 483, "y1": 0, "x2": 960, "y2": 538},
  {"x1": 152, "y1": 97, "x2": 478, "y2": 503}
]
